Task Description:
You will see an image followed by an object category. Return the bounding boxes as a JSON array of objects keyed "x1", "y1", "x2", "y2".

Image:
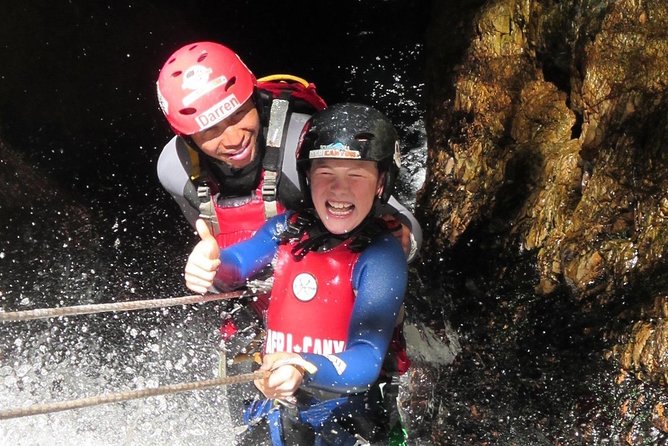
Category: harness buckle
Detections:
[
  {"x1": 196, "y1": 185, "x2": 220, "y2": 235},
  {"x1": 197, "y1": 185, "x2": 214, "y2": 221},
  {"x1": 262, "y1": 171, "x2": 279, "y2": 218},
  {"x1": 262, "y1": 171, "x2": 278, "y2": 200}
]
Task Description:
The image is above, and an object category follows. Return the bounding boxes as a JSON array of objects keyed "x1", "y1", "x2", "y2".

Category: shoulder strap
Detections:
[
  {"x1": 257, "y1": 75, "x2": 327, "y2": 219},
  {"x1": 183, "y1": 139, "x2": 221, "y2": 236},
  {"x1": 261, "y1": 95, "x2": 290, "y2": 218}
]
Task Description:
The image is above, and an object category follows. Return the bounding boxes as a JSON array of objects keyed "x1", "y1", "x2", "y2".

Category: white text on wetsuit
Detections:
[{"x1": 265, "y1": 329, "x2": 346, "y2": 355}]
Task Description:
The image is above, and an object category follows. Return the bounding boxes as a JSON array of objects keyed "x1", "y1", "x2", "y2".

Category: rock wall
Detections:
[{"x1": 420, "y1": 0, "x2": 668, "y2": 431}]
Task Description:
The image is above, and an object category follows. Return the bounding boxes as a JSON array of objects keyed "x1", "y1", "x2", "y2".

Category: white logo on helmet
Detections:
[
  {"x1": 181, "y1": 65, "x2": 213, "y2": 91},
  {"x1": 181, "y1": 65, "x2": 232, "y2": 107},
  {"x1": 182, "y1": 74, "x2": 230, "y2": 107},
  {"x1": 292, "y1": 273, "x2": 318, "y2": 302},
  {"x1": 310, "y1": 142, "x2": 361, "y2": 159}
]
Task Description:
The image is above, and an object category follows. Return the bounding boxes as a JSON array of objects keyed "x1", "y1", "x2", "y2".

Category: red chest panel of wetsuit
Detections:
[
  {"x1": 265, "y1": 242, "x2": 360, "y2": 356},
  {"x1": 213, "y1": 182, "x2": 285, "y2": 249}
]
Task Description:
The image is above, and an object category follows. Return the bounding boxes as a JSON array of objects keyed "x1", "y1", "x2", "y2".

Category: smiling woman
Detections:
[
  {"x1": 180, "y1": 103, "x2": 410, "y2": 444},
  {"x1": 309, "y1": 159, "x2": 382, "y2": 234}
]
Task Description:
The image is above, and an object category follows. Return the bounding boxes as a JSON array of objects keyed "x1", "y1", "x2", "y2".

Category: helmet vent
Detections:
[
  {"x1": 179, "y1": 107, "x2": 197, "y2": 116},
  {"x1": 170, "y1": 70, "x2": 182, "y2": 78},
  {"x1": 224, "y1": 76, "x2": 237, "y2": 91},
  {"x1": 354, "y1": 132, "x2": 375, "y2": 142},
  {"x1": 196, "y1": 52, "x2": 208, "y2": 63}
]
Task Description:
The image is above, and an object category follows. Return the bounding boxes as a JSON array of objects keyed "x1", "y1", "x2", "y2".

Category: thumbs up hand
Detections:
[{"x1": 184, "y1": 219, "x2": 221, "y2": 294}]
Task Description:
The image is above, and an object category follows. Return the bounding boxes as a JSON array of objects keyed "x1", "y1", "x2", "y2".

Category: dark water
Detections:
[{"x1": 0, "y1": 1, "x2": 431, "y2": 444}]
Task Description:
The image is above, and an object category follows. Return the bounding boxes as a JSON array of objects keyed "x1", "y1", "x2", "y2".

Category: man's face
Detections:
[
  {"x1": 191, "y1": 100, "x2": 261, "y2": 169},
  {"x1": 308, "y1": 158, "x2": 382, "y2": 235}
]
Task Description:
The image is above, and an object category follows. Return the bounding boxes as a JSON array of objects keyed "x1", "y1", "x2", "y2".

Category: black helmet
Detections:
[{"x1": 297, "y1": 103, "x2": 401, "y2": 203}]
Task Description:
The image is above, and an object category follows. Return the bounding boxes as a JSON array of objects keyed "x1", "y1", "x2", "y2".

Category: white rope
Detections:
[
  {"x1": 0, "y1": 290, "x2": 256, "y2": 322},
  {"x1": 0, "y1": 370, "x2": 269, "y2": 420}
]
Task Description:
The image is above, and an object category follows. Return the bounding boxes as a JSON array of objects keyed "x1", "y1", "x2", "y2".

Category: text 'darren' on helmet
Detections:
[
  {"x1": 156, "y1": 42, "x2": 256, "y2": 136},
  {"x1": 297, "y1": 103, "x2": 401, "y2": 203}
]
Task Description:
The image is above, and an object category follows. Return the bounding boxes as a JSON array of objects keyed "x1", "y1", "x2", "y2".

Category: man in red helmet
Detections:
[{"x1": 155, "y1": 41, "x2": 421, "y2": 260}]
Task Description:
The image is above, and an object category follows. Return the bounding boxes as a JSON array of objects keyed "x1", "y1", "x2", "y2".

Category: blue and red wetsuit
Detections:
[{"x1": 214, "y1": 211, "x2": 408, "y2": 443}]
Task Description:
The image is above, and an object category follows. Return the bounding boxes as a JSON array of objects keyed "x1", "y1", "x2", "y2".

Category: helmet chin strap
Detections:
[{"x1": 377, "y1": 173, "x2": 385, "y2": 198}]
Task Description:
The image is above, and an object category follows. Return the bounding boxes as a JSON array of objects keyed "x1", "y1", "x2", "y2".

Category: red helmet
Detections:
[{"x1": 156, "y1": 42, "x2": 256, "y2": 135}]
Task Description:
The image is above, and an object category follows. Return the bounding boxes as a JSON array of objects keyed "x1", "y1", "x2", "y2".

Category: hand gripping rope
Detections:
[{"x1": 0, "y1": 355, "x2": 318, "y2": 420}]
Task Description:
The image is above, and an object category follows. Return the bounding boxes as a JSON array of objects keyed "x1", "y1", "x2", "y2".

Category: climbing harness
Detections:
[
  {"x1": 240, "y1": 356, "x2": 405, "y2": 446},
  {"x1": 243, "y1": 393, "x2": 370, "y2": 446}
]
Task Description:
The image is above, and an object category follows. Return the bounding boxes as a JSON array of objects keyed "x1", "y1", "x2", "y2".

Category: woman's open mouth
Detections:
[{"x1": 326, "y1": 200, "x2": 354, "y2": 217}]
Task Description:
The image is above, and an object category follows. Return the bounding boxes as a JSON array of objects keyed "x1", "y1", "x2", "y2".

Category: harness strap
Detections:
[
  {"x1": 268, "y1": 408, "x2": 285, "y2": 446},
  {"x1": 243, "y1": 395, "x2": 369, "y2": 446},
  {"x1": 178, "y1": 140, "x2": 222, "y2": 236},
  {"x1": 244, "y1": 399, "x2": 285, "y2": 446},
  {"x1": 262, "y1": 97, "x2": 291, "y2": 218},
  {"x1": 196, "y1": 185, "x2": 220, "y2": 236},
  {"x1": 186, "y1": 141, "x2": 203, "y2": 181}
]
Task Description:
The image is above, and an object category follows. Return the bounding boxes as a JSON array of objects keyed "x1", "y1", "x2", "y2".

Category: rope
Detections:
[
  {"x1": 0, "y1": 370, "x2": 270, "y2": 420},
  {"x1": 0, "y1": 290, "x2": 256, "y2": 322}
]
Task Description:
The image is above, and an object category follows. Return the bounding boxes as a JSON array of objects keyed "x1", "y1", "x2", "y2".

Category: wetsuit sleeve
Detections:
[
  {"x1": 212, "y1": 213, "x2": 288, "y2": 289},
  {"x1": 378, "y1": 196, "x2": 423, "y2": 263},
  {"x1": 300, "y1": 234, "x2": 408, "y2": 394},
  {"x1": 157, "y1": 136, "x2": 200, "y2": 228}
]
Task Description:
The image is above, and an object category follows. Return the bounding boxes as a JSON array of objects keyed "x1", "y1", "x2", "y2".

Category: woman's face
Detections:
[
  {"x1": 308, "y1": 158, "x2": 382, "y2": 235},
  {"x1": 191, "y1": 99, "x2": 260, "y2": 169}
]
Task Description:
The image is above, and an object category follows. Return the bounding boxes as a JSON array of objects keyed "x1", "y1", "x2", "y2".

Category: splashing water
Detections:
[{"x1": 0, "y1": 307, "x2": 239, "y2": 445}]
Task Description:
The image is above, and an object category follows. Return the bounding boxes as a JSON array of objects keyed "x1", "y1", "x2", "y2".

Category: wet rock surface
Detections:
[{"x1": 417, "y1": 0, "x2": 668, "y2": 443}]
